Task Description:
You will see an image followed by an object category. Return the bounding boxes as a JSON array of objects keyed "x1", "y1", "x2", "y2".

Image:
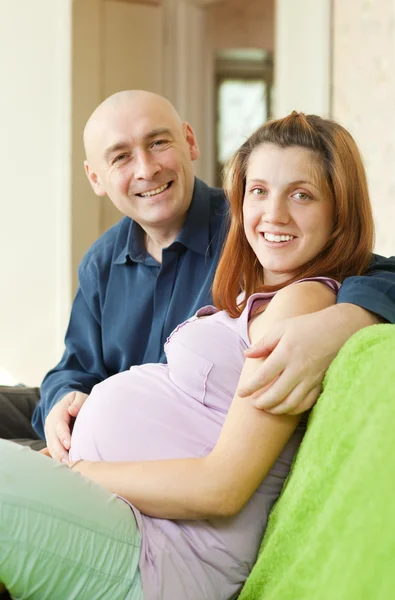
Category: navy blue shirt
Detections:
[{"x1": 33, "y1": 178, "x2": 395, "y2": 438}]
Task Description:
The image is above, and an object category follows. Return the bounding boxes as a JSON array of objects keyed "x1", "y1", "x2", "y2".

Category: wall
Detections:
[
  {"x1": 162, "y1": 0, "x2": 213, "y2": 183},
  {"x1": 2, "y1": 0, "x2": 393, "y2": 387},
  {"x1": 77, "y1": 0, "x2": 212, "y2": 238},
  {"x1": 71, "y1": 0, "x2": 103, "y2": 297},
  {"x1": 208, "y1": 0, "x2": 275, "y2": 52},
  {"x1": 0, "y1": 0, "x2": 166, "y2": 384},
  {"x1": 71, "y1": 0, "x2": 164, "y2": 289},
  {"x1": 274, "y1": 0, "x2": 331, "y2": 117},
  {"x1": 99, "y1": 0, "x2": 164, "y2": 235},
  {"x1": 0, "y1": 0, "x2": 72, "y2": 384},
  {"x1": 332, "y1": 0, "x2": 395, "y2": 258}
]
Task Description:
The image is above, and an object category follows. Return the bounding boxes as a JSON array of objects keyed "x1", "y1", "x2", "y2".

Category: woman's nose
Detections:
[{"x1": 262, "y1": 196, "x2": 290, "y2": 224}]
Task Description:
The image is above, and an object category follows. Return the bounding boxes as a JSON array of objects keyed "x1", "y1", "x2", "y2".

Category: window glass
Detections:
[{"x1": 217, "y1": 79, "x2": 267, "y2": 164}]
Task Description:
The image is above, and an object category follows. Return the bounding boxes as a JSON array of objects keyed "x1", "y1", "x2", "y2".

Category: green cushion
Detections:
[{"x1": 240, "y1": 324, "x2": 395, "y2": 600}]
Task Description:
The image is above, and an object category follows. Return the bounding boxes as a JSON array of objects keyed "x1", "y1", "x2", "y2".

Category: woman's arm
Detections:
[
  {"x1": 73, "y1": 281, "x2": 336, "y2": 520},
  {"x1": 238, "y1": 254, "x2": 395, "y2": 413}
]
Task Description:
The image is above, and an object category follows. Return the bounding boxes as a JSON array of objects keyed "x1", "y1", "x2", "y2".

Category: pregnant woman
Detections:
[{"x1": 0, "y1": 112, "x2": 374, "y2": 600}]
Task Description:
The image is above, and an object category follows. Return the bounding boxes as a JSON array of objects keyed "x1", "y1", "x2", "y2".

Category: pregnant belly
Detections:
[{"x1": 69, "y1": 364, "x2": 223, "y2": 463}]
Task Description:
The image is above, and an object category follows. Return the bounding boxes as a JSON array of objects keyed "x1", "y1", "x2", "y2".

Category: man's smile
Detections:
[{"x1": 137, "y1": 181, "x2": 172, "y2": 197}]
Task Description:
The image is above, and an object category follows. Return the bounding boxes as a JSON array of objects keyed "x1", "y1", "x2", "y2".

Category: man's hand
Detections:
[
  {"x1": 44, "y1": 391, "x2": 88, "y2": 461},
  {"x1": 238, "y1": 304, "x2": 380, "y2": 415}
]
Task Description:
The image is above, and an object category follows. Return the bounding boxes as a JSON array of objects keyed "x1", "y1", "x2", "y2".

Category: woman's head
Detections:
[{"x1": 213, "y1": 112, "x2": 374, "y2": 317}]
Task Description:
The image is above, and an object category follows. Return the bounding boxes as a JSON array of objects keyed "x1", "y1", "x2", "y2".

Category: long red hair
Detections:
[{"x1": 213, "y1": 112, "x2": 375, "y2": 317}]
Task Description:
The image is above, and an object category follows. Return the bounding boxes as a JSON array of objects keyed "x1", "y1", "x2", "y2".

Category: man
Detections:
[{"x1": 1, "y1": 90, "x2": 395, "y2": 461}]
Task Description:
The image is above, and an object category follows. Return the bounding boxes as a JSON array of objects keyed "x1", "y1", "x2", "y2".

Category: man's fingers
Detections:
[
  {"x1": 68, "y1": 392, "x2": 88, "y2": 417},
  {"x1": 44, "y1": 392, "x2": 82, "y2": 462},
  {"x1": 244, "y1": 334, "x2": 280, "y2": 359},
  {"x1": 244, "y1": 342, "x2": 272, "y2": 359},
  {"x1": 250, "y1": 367, "x2": 299, "y2": 410},
  {"x1": 265, "y1": 385, "x2": 319, "y2": 415},
  {"x1": 244, "y1": 323, "x2": 284, "y2": 358},
  {"x1": 46, "y1": 432, "x2": 70, "y2": 462},
  {"x1": 286, "y1": 388, "x2": 321, "y2": 415},
  {"x1": 237, "y1": 354, "x2": 284, "y2": 398},
  {"x1": 55, "y1": 420, "x2": 72, "y2": 451},
  {"x1": 68, "y1": 404, "x2": 80, "y2": 417}
]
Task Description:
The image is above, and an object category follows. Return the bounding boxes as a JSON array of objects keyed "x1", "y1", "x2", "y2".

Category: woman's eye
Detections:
[
  {"x1": 293, "y1": 191, "x2": 312, "y2": 201},
  {"x1": 251, "y1": 188, "x2": 267, "y2": 196}
]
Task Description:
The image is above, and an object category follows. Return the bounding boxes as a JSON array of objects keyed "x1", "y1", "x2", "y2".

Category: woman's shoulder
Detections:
[{"x1": 244, "y1": 276, "x2": 340, "y2": 319}]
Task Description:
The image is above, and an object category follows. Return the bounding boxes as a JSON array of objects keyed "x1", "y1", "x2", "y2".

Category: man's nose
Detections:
[
  {"x1": 263, "y1": 196, "x2": 290, "y2": 224},
  {"x1": 134, "y1": 150, "x2": 160, "y2": 180}
]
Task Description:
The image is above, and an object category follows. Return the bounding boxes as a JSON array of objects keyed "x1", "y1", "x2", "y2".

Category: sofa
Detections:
[
  {"x1": 240, "y1": 324, "x2": 395, "y2": 600},
  {"x1": 2, "y1": 326, "x2": 394, "y2": 600}
]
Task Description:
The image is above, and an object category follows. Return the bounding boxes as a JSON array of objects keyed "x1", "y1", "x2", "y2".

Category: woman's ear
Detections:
[{"x1": 84, "y1": 161, "x2": 106, "y2": 197}]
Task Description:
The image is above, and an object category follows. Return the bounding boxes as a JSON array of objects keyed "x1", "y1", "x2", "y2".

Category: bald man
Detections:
[
  {"x1": 1, "y1": 90, "x2": 395, "y2": 460},
  {"x1": 39, "y1": 90, "x2": 227, "y2": 460}
]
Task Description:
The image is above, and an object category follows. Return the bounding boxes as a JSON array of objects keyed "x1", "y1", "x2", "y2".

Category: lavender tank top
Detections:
[{"x1": 70, "y1": 277, "x2": 339, "y2": 600}]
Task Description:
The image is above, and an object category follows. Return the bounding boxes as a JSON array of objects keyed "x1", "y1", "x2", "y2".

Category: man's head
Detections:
[{"x1": 84, "y1": 90, "x2": 200, "y2": 237}]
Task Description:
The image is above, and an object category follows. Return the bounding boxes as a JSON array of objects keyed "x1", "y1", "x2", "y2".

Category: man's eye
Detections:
[
  {"x1": 151, "y1": 139, "x2": 168, "y2": 148},
  {"x1": 112, "y1": 153, "x2": 129, "y2": 164}
]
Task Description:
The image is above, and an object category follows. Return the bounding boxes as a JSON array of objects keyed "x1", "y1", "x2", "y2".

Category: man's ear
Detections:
[
  {"x1": 184, "y1": 123, "x2": 200, "y2": 162},
  {"x1": 84, "y1": 161, "x2": 107, "y2": 197}
]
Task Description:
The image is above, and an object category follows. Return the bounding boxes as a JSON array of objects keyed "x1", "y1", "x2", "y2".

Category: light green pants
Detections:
[{"x1": 0, "y1": 440, "x2": 144, "y2": 600}]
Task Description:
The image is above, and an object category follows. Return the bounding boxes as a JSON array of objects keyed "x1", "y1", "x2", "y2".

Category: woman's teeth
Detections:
[{"x1": 264, "y1": 233, "x2": 294, "y2": 243}]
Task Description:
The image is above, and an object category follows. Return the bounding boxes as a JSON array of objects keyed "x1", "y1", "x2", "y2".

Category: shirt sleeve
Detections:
[
  {"x1": 336, "y1": 254, "x2": 395, "y2": 324},
  {"x1": 32, "y1": 255, "x2": 109, "y2": 439}
]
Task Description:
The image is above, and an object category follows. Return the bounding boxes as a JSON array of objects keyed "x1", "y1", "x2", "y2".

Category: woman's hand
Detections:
[{"x1": 39, "y1": 447, "x2": 52, "y2": 457}]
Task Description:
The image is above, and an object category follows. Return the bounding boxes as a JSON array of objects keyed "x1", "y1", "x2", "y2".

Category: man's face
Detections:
[{"x1": 85, "y1": 98, "x2": 199, "y2": 234}]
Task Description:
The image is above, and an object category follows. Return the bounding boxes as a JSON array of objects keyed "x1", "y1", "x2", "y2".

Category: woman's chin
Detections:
[{"x1": 263, "y1": 268, "x2": 295, "y2": 286}]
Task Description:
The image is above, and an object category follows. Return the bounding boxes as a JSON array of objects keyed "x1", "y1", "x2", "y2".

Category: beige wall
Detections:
[
  {"x1": 162, "y1": 0, "x2": 214, "y2": 183},
  {"x1": 5, "y1": 0, "x2": 393, "y2": 386},
  {"x1": 71, "y1": 0, "x2": 164, "y2": 289},
  {"x1": 0, "y1": 0, "x2": 72, "y2": 384},
  {"x1": 332, "y1": 0, "x2": 395, "y2": 258},
  {"x1": 67, "y1": 0, "x2": 216, "y2": 294},
  {"x1": 208, "y1": 0, "x2": 275, "y2": 52},
  {"x1": 75, "y1": 0, "x2": 214, "y2": 243},
  {"x1": 274, "y1": 0, "x2": 331, "y2": 117},
  {"x1": 0, "y1": 0, "x2": 165, "y2": 384},
  {"x1": 98, "y1": 0, "x2": 164, "y2": 239},
  {"x1": 205, "y1": 0, "x2": 275, "y2": 184},
  {"x1": 72, "y1": 0, "x2": 103, "y2": 297}
]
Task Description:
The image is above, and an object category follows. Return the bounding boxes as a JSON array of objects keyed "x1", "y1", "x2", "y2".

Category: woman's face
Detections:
[{"x1": 243, "y1": 143, "x2": 334, "y2": 285}]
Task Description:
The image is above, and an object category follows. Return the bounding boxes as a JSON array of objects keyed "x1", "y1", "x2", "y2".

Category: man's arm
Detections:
[
  {"x1": 336, "y1": 254, "x2": 395, "y2": 323},
  {"x1": 238, "y1": 254, "x2": 395, "y2": 413},
  {"x1": 33, "y1": 259, "x2": 108, "y2": 452}
]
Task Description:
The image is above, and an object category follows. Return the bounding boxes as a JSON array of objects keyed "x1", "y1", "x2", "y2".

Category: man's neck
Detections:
[{"x1": 144, "y1": 225, "x2": 181, "y2": 264}]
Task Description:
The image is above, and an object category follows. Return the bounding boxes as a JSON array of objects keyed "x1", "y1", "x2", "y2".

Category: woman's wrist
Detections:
[{"x1": 68, "y1": 458, "x2": 84, "y2": 470}]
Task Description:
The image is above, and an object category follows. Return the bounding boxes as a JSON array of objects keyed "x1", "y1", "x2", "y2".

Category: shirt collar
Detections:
[
  {"x1": 114, "y1": 177, "x2": 211, "y2": 264},
  {"x1": 173, "y1": 177, "x2": 210, "y2": 255}
]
